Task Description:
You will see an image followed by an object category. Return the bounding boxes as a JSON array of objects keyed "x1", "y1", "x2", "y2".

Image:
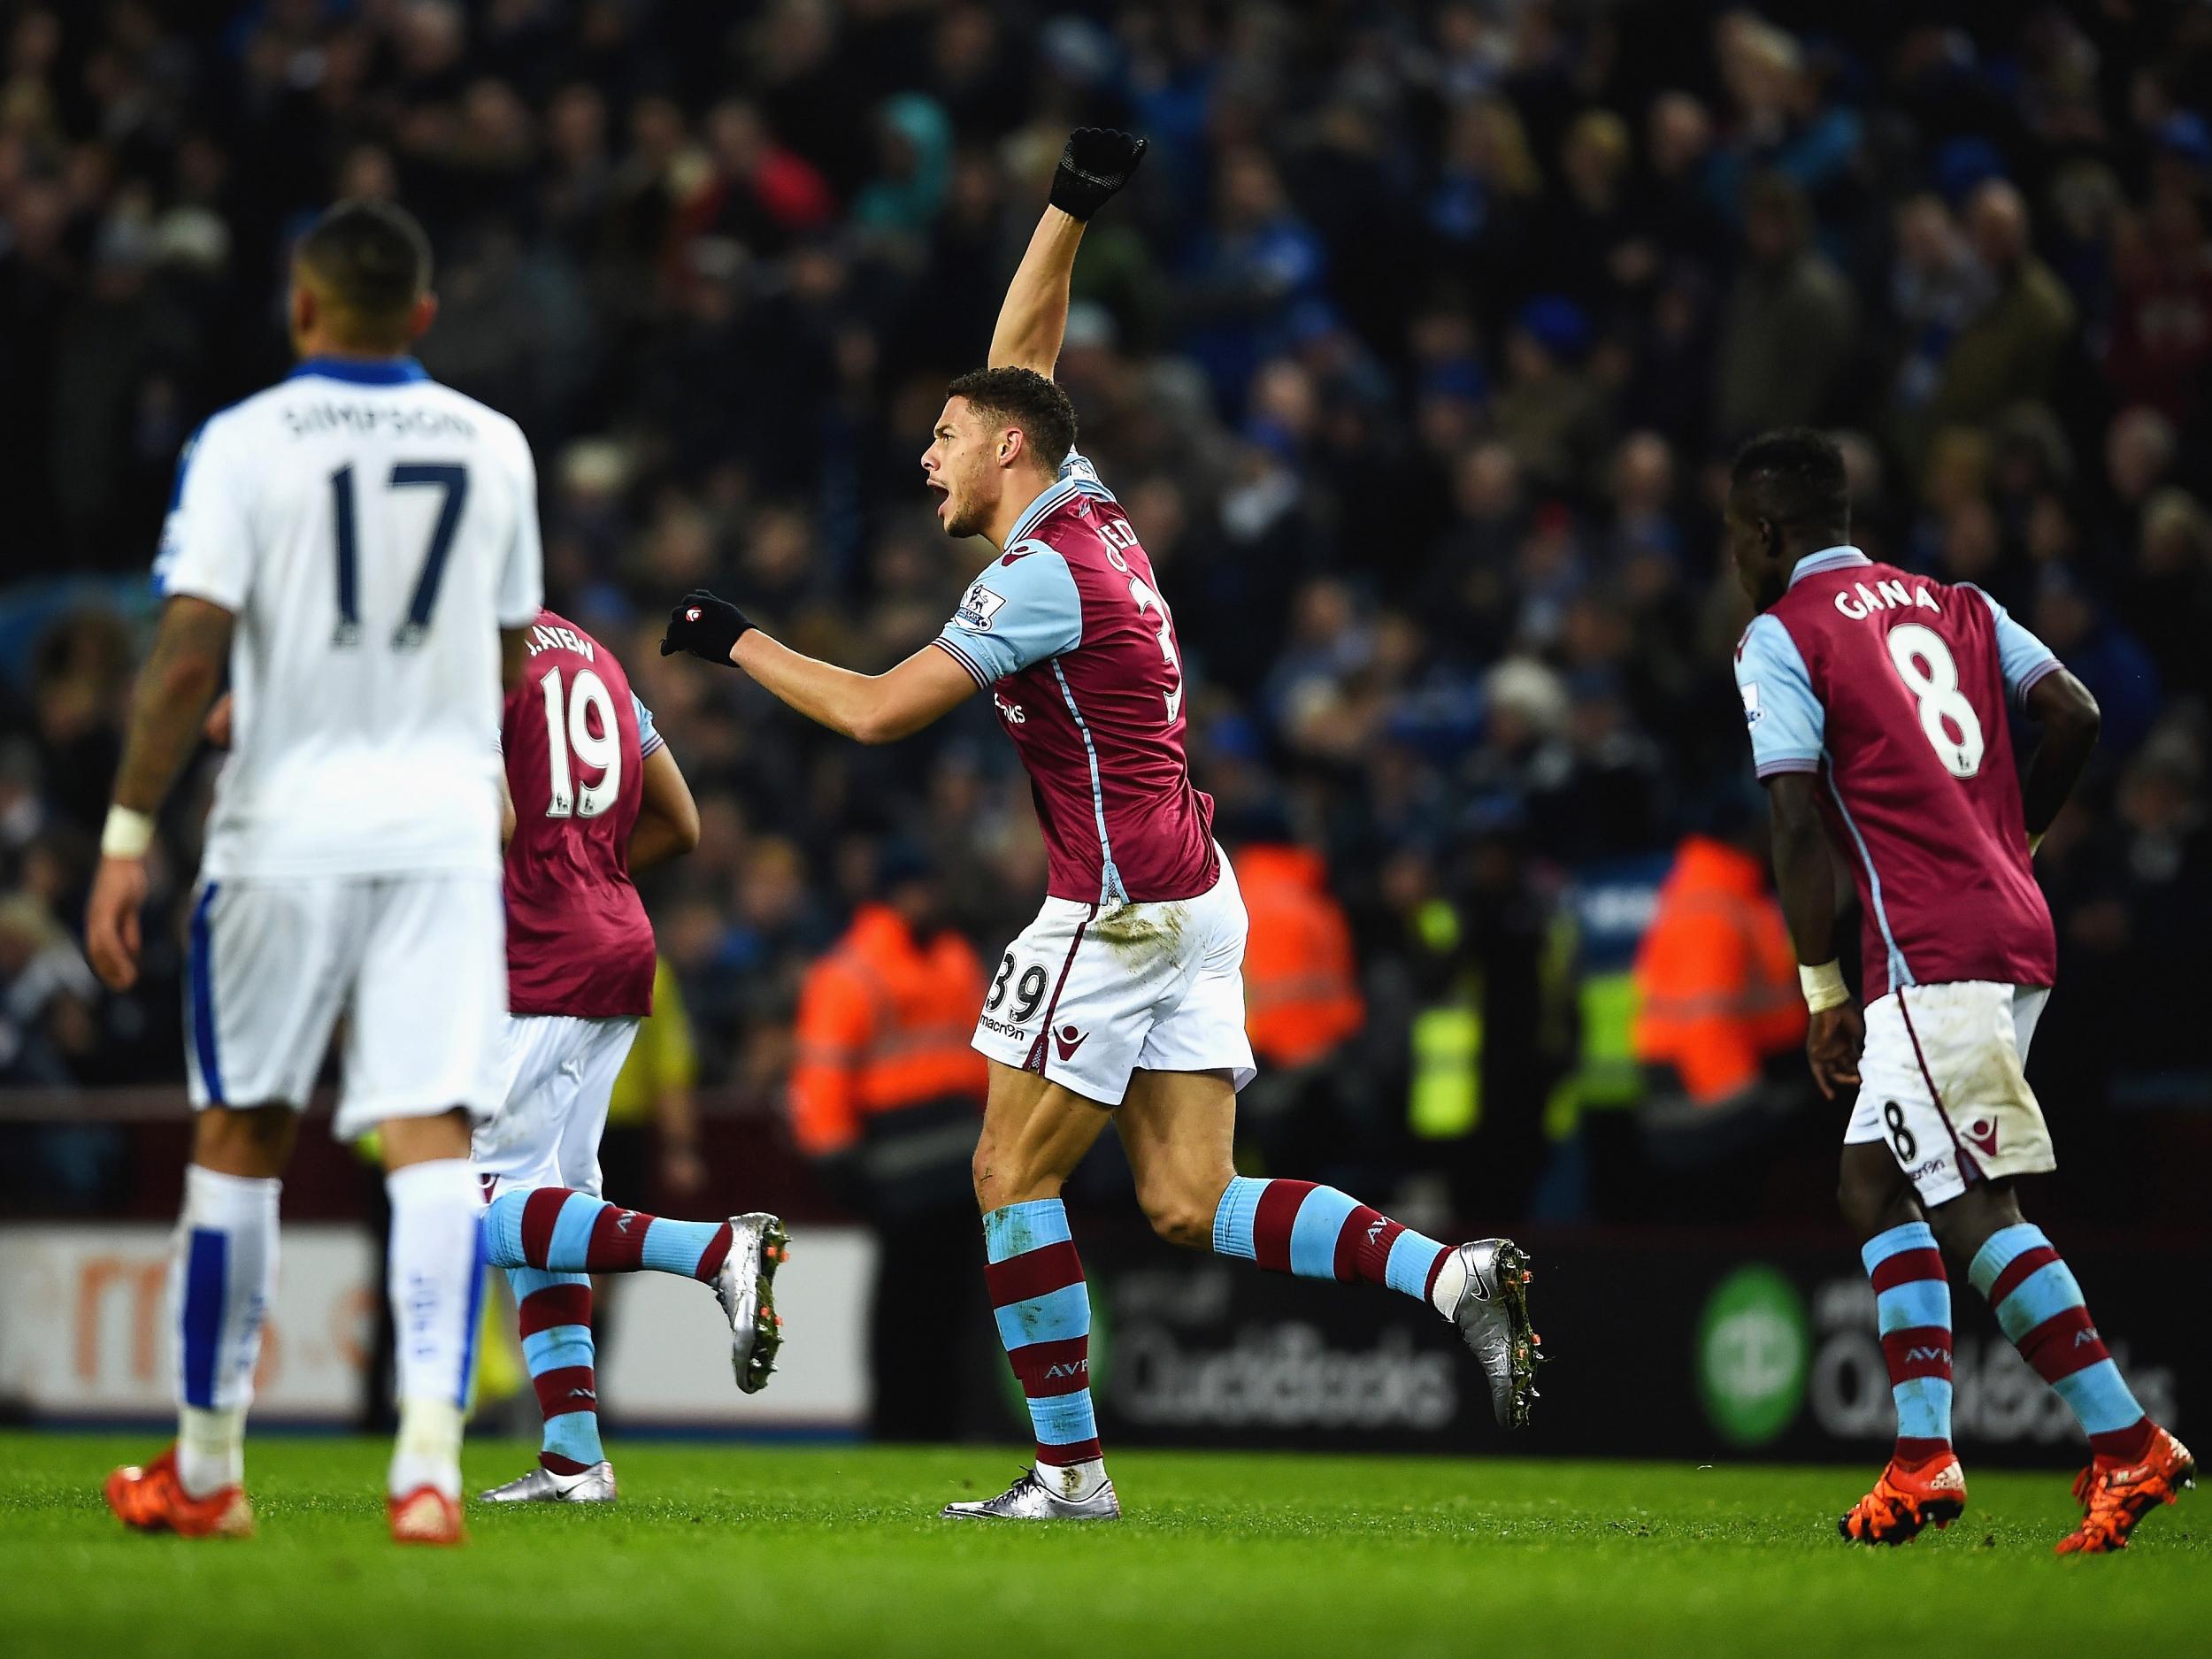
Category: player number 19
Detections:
[
  {"x1": 1886, "y1": 623, "x2": 1984, "y2": 780},
  {"x1": 539, "y1": 665, "x2": 622, "y2": 818}
]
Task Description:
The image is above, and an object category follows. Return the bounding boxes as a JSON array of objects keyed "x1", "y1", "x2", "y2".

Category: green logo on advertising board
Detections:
[{"x1": 1696, "y1": 1265, "x2": 1809, "y2": 1447}]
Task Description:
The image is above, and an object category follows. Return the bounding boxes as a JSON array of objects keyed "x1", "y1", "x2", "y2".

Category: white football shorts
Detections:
[
  {"x1": 972, "y1": 846, "x2": 1256, "y2": 1107},
  {"x1": 182, "y1": 873, "x2": 506, "y2": 1140},
  {"x1": 472, "y1": 1012, "x2": 642, "y2": 1200},
  {"x1": 1845, "y1": 979, "x2": 2055, "y2": 1206}
]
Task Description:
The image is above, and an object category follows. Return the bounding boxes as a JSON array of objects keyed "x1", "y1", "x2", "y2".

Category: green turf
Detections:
[{"x1": 2, "y1": 1434, "x2": 2204, "y2": 1658}]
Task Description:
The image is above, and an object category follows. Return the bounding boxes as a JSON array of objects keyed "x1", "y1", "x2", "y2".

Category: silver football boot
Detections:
[
  {"x1": 712, "y1": 1213, "x2": 789, "y2": 1394},
  {"x1": 941, "y1": 1467, "x2": 1122, "y2": 1521},
  {"x1": 478, "y1": 1461, "x2": 618, "y2": 1503},
  {"x1": 1446, "y1": 1238, "x2": 1544, "y2": 1429}
]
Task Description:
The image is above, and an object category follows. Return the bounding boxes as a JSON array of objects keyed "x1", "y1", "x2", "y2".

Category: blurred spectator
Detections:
[
  {"x1": 786, "y1": 846, "x2": 987, "y2": 1440},
  {"x1": 1632, "y1": 828, "x2": 1807, "y2": 1181},
  {"x1": 1716, "y1": 173, "x2": 1854, "y2": 442},
  {"x1": 1909, "y1": 180, "x2": 2079, "y2": 454}
]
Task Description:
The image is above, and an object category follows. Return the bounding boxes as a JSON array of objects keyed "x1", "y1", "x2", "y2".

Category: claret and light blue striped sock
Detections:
[
  {"x1": 480, "y1": 1187, "x2": 732, "y2": 1280},
  {"x1": 1861, "y1": 1222, "x2": 1953, "y2": 1465},
  {"x1": 1210, "y1": 1177, "x2": 1461, "y2": 1313},
  {"x1": 982, "y1": 1199, "x2": 1102, "y2": 1496},
  {"x1": 509, "y1": 1268, "x2": 603, "y2": 1474},
  {"x1": 1971, "y1": 1223, "x2": 2154, "y2": 1462}
]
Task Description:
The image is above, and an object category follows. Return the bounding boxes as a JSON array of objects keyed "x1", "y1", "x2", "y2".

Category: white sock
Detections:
[
  {"x1": 179, "y1": 1405, "x2": 248, "y2": 1499},
  {"x1": 383, "y1": 1157, "x2": 481, "y2": 1499},
  {"x1": 1427, "y1": 1248, "x2": 1469, "y2": 1319},
  {"x1": 391, "y1": 1398, "x2": 466, "y2": 1502},
  {"x1": 1037, "y1": 1457, "x2": 1108, "y2": 1501},
  {"x1": 171, "y1": 1164, "x2": 280, "y2": 1497}
]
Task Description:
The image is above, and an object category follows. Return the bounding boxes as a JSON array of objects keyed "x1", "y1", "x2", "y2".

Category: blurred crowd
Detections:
[{"x1": 4, "y1": 0, "x2": 2208, "y2": 1225}]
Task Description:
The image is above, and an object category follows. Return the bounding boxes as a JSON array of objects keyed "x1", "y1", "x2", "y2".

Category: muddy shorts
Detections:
[{"x1": 971, "y1": 845, "x2": 1256, "y2": 1106}]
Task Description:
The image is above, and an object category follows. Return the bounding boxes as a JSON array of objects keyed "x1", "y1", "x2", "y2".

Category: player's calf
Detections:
[
  {"x1": 945, "y1": 1197, "x2": 1119, "y2": 1521},
  {"x1": 1962, "y1": 1219, "x2": 2192, "y2": 1550},
  {"x1": 384, "y1": 1154, "x2": 481, "y2": 1519},
  {"x1": 1135, "y1": 1189, "x2": 1217, "y2": 1252},
  {"x1": 482, "y1": 1187, "x2": 735, "y2": 1279},
  {"x1": 1210, "y1": 1178, "x2": 1543, "y2": 1428},
  {"x1": 104, "y1": 1157, "x2": 281, "y2": 1533},
  {"x1": 479, "y1": 1267, "x2": 617, "y2": 1502},
  {"x1": 1969, "y1": 1222, "x2": 2156, "y2": 1464},
  {"x1": 1861, "y1": 1221, "x2": 1955, "y2": 1469}
]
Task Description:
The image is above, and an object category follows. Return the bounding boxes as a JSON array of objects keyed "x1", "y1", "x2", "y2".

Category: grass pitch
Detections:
[{"x1": 3, "y1": 1434, "x2": 2206, "y2": 1658}]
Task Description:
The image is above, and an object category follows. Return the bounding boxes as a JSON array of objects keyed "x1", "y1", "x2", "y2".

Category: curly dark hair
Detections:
[{"x1": 945, "y1": 365, "x2": 1077, "y2": 472}]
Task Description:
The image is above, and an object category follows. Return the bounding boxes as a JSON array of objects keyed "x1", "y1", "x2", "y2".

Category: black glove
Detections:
[
  {"x1": 1049, "y1": 127, "x2": 1148, "y2": 221},
  {"x1": 659, "y1": 588, "x2": 753, "y2": 663}
]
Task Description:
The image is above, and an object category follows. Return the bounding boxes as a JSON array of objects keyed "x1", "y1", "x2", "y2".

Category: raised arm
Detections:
[
  {"x1": 988, "y1": 128, "x2": 1149, "y2": 378},
  {"x1": 989, "y1": 210, "x2": 1087, "y2": 377}
]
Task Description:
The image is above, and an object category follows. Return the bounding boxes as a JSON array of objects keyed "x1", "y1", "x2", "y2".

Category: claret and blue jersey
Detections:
[
  {"x1": 1733, "y1": 546, "x2": 2062, "y2": 1000},
  {"x1": 931, "y1": 451, "x2": 1219, "y2": 908}
]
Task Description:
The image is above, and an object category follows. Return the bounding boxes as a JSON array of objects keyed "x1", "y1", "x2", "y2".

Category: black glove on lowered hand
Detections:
[
  {"x1": 660, "y1": 589, "x2": 753, "y2": 663},
  {"x1": 1049, "y1": 127, "x2": 1148, "y2": 221}
]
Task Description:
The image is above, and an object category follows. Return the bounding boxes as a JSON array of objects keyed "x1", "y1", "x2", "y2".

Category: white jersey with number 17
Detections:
[{"x1": 154, "y1": 357, "x2": 544, "y2": 882}]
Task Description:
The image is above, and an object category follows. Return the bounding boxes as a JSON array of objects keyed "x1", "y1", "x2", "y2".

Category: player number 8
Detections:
[
  {"x1": 1885, "y1": 623, "x2": 1984, "y2": 780},
  {"x1": 1882, "y1": 1100, "x2": 1917, "y2": 1164}
]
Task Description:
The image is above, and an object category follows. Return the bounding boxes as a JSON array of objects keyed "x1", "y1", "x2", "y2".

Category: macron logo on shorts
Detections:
[{"x1": 1054, "y1": 1025, "x2": 1087, "y2": 1063}]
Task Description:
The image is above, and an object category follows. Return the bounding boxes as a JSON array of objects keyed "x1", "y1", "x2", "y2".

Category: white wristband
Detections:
[
  {"x1": 100, "y1": 806, "x2": 155, "y2": 860},
  {"x1": 1799, "y1": 959, "x2": 1850, "y2": 1012}
]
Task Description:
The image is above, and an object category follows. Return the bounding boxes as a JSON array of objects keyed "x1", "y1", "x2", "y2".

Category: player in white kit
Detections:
[{"x1": 85, "y1": 200, "x2": 543, "y2": 1547}]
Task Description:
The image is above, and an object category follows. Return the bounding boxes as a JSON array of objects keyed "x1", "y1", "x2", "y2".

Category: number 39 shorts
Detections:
[
  {"x1": 183, "y1": 873, "x2": 507, "y2": 1141},
  {"x1": 972, "y1": 847, "x2": 1257, "y2": 1107},
  {"x1": 1845, "y1": 980, "x2": 2055, "y2": 1206}
]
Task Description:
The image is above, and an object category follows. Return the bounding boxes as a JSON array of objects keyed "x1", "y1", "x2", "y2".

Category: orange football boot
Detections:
[
  {"x1": 388, "y1": 1486, "x2": 465, "y2": 1547},
  {"x1": 2055, "y1": 1425, "x2": 2195, "y2": 1555},
  {"x1": 104, "y1": 1447, "x2": 255, "y2": 1539},
  {"x1": 1839, "y1": 1453, "x2": 1967, "y2": 1545}
]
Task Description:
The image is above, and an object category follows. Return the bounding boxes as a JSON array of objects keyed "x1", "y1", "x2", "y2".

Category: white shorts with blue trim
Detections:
[
  {"x1": 1845, "y1": 980, "x2": 2055, "y2": 1206},
  {"x1": 472, "y1": 1012, "x2": 641, "y2": 1199},
  {"x1": 972, "y1": 848, "x2": 1257, "y2": 1107},
  {"x1": 183, "y1": 873, "x2": 506, "y2": 1140}
]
